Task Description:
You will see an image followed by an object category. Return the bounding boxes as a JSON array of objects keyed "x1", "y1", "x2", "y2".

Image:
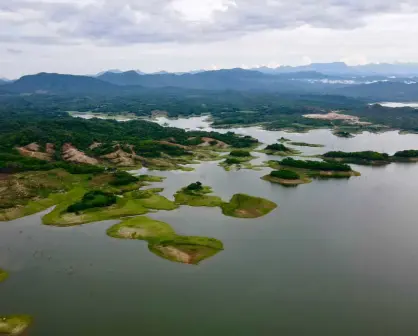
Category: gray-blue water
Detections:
[{"x1": 1, "y1": 119, "x2": 418, "y2": 335}]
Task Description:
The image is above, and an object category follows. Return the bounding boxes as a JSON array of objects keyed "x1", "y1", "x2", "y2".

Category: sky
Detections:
[{"x1": 1, "y1": 0, "x2": 418, "y2": 79}]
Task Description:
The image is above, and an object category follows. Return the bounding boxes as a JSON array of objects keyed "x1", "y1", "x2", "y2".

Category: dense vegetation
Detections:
[
  {"x1": 67, "y1": 190, "x2": 117, "y2": 213},
  {"x1": 185, "y1": 181, "x2": 203, "y2": 192},
  {"x1": 270, "y1": 169, "x2": 301, "y2": 180},
  {"x1": 3, "y1": 69, "x2": 418, "y2": 133},
  {"x1": 280, "y1": 158, "x2": 352, "y2": 171},
  {"x1": 229, "y1": 150, "x2": 251, "y2": 157},
  {"x1": 224, "y1": 158, "x2": 242, "y2": 165},
  {"x1": 323, "y1": 151, "x2": 389, "y2": 161},
  {"x1": 265, "y1": 143, "x2": 292, "y2": 152},
  {"x1": 0, "y1": 109, "x2": 257, "y2": 172},
  {"x1": 2, "y1": 80, "x2": 418, "y2": 133},
  {"x1": 394, "y1": 150, "x2": 418, "y2": 158},
  {"x1": 109, "y1": 171, "x2": 140, "y2": 186}
]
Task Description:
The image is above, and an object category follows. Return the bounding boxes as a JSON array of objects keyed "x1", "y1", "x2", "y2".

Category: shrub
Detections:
[
  {"x1": 185, "y1": 181, "x2": 203, "y2": 191},
  {"x1": 67, "y1": 190, "x2": 116, "y2": 213}
]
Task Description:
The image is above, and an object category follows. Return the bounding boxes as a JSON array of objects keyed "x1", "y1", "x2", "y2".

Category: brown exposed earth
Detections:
[
  {"x1": 101, "y1": 149, "x2": 138, "y2": 167},
  {"x1": 158, "y1": 141, "x2": 189, "y2": 149},
  {"x1": 61, "y1": 143, "x2": 98, "y2": 165},
  {"x1": 17, "y1": 142, "x2": 54, "y2": 161},
  {"x1": 88, "y1": 142, "x2": 102, "y2": 150},
  {"x1": 303, "y1": 111, "x2": 371, "y2": 125},
  {"x1": 154, "y1": 245, "x2": 193, "y2": 264},
  {"x1": 188, "y1": 137, "x2": 229, "y2": 148}
]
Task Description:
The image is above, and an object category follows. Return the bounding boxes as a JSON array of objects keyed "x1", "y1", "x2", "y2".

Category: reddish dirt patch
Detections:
[
  {"x1": 101, "y1": 149, "x2": 137, "y2": 167},
  {"x1": 199, "y1": 137, "x2": 229, "y2": 148},
  {"x1": 158, "y1": 141, "x2": 189, "y2": 149},
  {"x1": 17, "y1": 143, "x2": 53, "y2": 161},
  {"x1": 62, "y1": 143, "x2": 99, "y2": 165}
]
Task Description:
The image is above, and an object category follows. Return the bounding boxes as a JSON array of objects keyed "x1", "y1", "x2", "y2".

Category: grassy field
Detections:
[
  {"x1": 107, "y1": 217, "x2": 223, "y2": 265},
  {"x1": 43, "y1": 188, "x2": 177, "y2": 226},
  {"x1": 221, "y1": 194, "x2": 277, "y2": 219},
  {"x1": 0, "y1": 269, "x2": 8, "y2": 282},
  {"x1": 107, "y1": 216, "x2": 176, "y2": 241},
  {"x1": 174, "y1": 186, "x2": 224, "y2": 207},
  {"x1": 137, "y1": 175, "x2": 166, "y2": 182},
  {"x1": 0, "y1": 169, "x2": 89, "y2": 221},
  {"x1": 261, "y1": 174, "x2": 312, "y2": 186},
  {"x1": 0, "y1": 315, "x2": 32, "y2": 335},
  {"x1": 149, "y1": 236, "x2": 224, "y2": 265}
]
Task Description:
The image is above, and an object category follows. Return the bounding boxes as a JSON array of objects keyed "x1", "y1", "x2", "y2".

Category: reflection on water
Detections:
[{"x1": 2, "y1": 117, "x2": 418, "y2": 335}]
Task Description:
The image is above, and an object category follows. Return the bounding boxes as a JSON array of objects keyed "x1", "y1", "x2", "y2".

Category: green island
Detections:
[
  {"x1": 174, "y1": 182, "x2": 224, "y2": 207},
  {"x1": 43, "y1": 186, "x2": 178, "y2": 227},
  {"x1": 262, "y1": 169, "x2": 312, "y2": 186},
  {"x1": 322, "y1": 150, "x2": 418, "y2": 165},
  {"x1": 0, "y1": 169, "x2": 172, "y2": 223},
  {"x1": 267, "y1": 157, "x2": 361, "y2": 179},
  {"x1": 278, "y1": 137, "x2": 291, "y2": 142},
  {"x1": 175, "y1": 182, "x2": 277, "y2": 218},
  {"x1": 259, "y1": 143, "x2": 301, "y2": 156},
  {"x1": 323, "y1": 151, "x2": 391, "y2": 166},
  {"x1": 0, "y1": 315, "x2": 32, "y2": 336},
  {"x1": 332, "y1": 129, "x2": 355, "y2": 138},
  {"x1": 288, "y1": 141, "x2": 324, "y2": 148},
  {"x1": 219, "y1": 149, "x2": 258, "y2": 170},
  {"x1": 0, "y1": 268, "x2": 9, "y2": 282},
  {"x1": 392, "y1": 150, "x2": 418, "y2": 162},
  {"x1": 107, "y1": 216, "x2": 223, "y2": 265},
  {"x1": 220, "y1": 194, "x2": 277, "y2": 218}
]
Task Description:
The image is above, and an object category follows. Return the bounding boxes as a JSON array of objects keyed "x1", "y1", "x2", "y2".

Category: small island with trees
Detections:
[
  {"x1": 264, "y1": 157, "x2": 360, "y2": 184},
  {"x1": 262, "y1": 169, "x2": 312, "y2": 186},
  {"x1": 174, "y1": 182, "x2": 224, "y2": 207},
  {"x1": 219, "y1": 149, "x2": 260, "y2": 170},
  {"x1": 323, "y1": 150, "x2": 418, "y2": 165},
  {"x1": 323, "y1": 151, "x2": 391, "y2": 166},
  {"x1": 175, "y1": 182, "x2": 277, "y2": 218},
  {"x1": 392, "y1": 150, "x2": 418, "y2": 162},
  {"x1": 277, "y1": 138, "x2": 325, "y2": 148},
  {"x1": 288, "y1": 141, "x2": 324, "y2": 148},
  {"x1": 333, "y1": 130, "x2": 354, "y2": 138},
  {"x1": 260, "y1": 143, "x2": 300, "y2": 156}
]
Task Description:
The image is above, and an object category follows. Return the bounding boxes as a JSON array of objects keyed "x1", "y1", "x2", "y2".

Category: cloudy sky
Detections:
[{"x1": 1, "y1": 0, "x2": 418, "y2": 78}]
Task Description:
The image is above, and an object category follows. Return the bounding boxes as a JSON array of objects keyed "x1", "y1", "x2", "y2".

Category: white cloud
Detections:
[{"x1": 1, "y1": 1, "x2": 418, "y2": 77}]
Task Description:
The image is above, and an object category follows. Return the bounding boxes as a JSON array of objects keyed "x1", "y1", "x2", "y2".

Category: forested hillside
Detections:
[{"x1": 0, "y1": 110, "x2": 257, "y2": 173}]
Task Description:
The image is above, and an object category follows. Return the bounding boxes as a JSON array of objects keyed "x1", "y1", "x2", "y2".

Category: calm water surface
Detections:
[{"x1": 1, "y1": 118, "x2": 418, "y2": 335}]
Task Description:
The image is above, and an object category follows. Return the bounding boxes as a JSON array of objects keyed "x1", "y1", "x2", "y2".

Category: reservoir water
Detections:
[{"x1": 1, "y1": 117, "x2": 418, "y2": 335}]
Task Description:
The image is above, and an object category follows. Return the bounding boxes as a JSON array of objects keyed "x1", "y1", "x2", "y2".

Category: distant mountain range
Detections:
[
  {"x1": 254, "y1": 62, "x2": 418, "y2": 76},
  {"x1": 3, "y1": 72, "x2": 117, "y2": 95},
  {"x1": 95, "y1": 62, "x2": 418, "y2": 77},
  {"x1": 1, "y1": 66, "x2": 418, "y2": 101}
]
